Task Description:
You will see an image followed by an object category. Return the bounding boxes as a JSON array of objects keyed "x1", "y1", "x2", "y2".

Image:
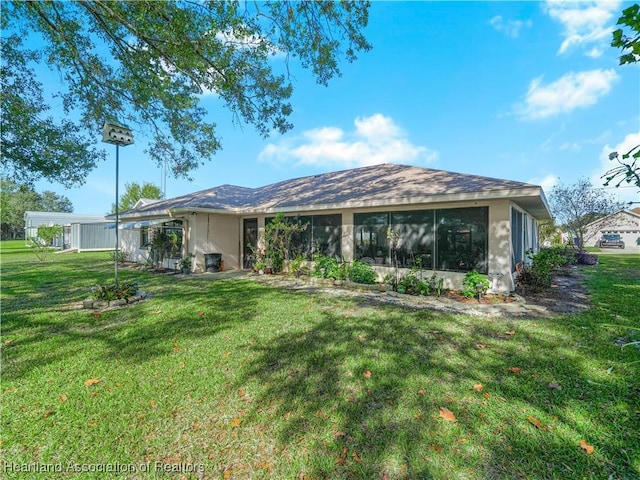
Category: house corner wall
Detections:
[{"x1": 488, "y1": 201, "x2": 513, "y2": 292}]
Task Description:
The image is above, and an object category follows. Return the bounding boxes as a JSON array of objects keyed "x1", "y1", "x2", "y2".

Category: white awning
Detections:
[{"x1": 104, "y1": 218, "x2": 171, "y2": 229}]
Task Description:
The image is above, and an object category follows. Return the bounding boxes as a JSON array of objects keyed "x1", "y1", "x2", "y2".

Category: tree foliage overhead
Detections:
[
  {"x1": 1, "y1": 34, "x2": 106, "y2": 187},
  {"x1": 548, "y1": 179, "x2": 624, "y2": 251},
  {"x1": 112, "y1": 181, "x2": 163, "y2": 213},
  {"x1": 606, "y1": 5, "x2": 640, "y2": 193},
  {"x1": 612, "y1": 3, "x2": 640, "y2": 65},
  {"x1": 2, "y1": 1, "x2": 371, "y2": 186},
  {"x1": 602, "y1": 145, "x2": 640, "y2": 192}
]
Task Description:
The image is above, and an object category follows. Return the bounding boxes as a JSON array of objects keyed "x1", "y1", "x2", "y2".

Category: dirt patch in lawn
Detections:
[{"x1": 518, "y1": 265, "x2": 591, "y2": 315}]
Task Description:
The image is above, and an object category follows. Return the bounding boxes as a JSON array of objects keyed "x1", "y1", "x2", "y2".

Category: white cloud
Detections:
[
  {"x1": 529, "y1": 174, "x2": 559, "y2": 195},
  {"x1": 258, "y1": 114, "x2": 438, "y2": 168},
  {"x1": 593, "y1": 131, "x2": 640, "y2": 204},
  {"x1": 489, "y1": 15, "x2": 532, "y2": 38},
  {"x1": 559, "y1": 141, "x2": 581, "y2": 152},
  {"x1": 543, "y1": 0, "x2": 621, "y2": 56},
  {"x1": 585, "y1": 47, "x2": 604, "y2": 58},
  {"x1": 514, "y1": 69, "x2": 618, "y2": 120}
]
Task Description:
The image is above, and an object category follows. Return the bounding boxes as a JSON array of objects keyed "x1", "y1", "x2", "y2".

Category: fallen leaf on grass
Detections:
[
  {"x1": 475, "y1": 343, "x2": 488, "y2": 349},
  {"x1": 352, "y1": 451, "x2": 362, "y2": 463},
  {"x1": 473, "y1": 384, "x2": 483, "y2": 391},
  {"x1": 198, "y1": 311, "x2": 204, "y2": 317},
  {"x1": 84, "y1": 378, "x2": 100, "y2": 387},
  {"x1": 528, "y1": 416, "x2": 543, "y2": 429},
  {"x1": 417, "y1": 389, "x2": 425, "y2": 395},
  {"x1": 223, "y1": 470, "x2": 232, "y2": 479},
  {"x1": 58, "y1": 395, "x2": 67, "y2": 403},
  {"x1": 150, "y1": 400, "x2": 157, "y2": 409},
  {"x1": 505, "y1": 330, "x2": 516, "y2": 335},
  {"x1": 509, "y1": 367, "x2": 521, "y2": 374},
  {"x1": 547, "y1": 382, "x2": 562, "y2": 390},
  {"x1": 336, "y1": 447, "x2": 347, "y2": 463},
  {"x1": 439, "y1": 407, "x2": 456, "y2": 422},
  {"x1": 363, "y1": 370, "x2": 371, "y2": 378},
  {"x1": 429, "y1": 444, "x2": 443, "y2": 453},
  {"x1": 230, "y1": 417, "x2": 242, "y2": 428},
  {"x1": 579, "y1": 440, "x2": 594, "y2": 454},
  {"x1": 3, "y1": 339, "x2": 13, "y2": 345}
]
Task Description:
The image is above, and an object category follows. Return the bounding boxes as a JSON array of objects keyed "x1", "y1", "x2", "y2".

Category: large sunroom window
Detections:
[
  {"x1": 266, "y1": 214, "x2": 342, "y2": 260},
  {"x1": 436, "y1": 207, "x2": 488, "y2": 273},
  {"x1": 354, "y1": 207, "x2": 488, "y2": 273}
]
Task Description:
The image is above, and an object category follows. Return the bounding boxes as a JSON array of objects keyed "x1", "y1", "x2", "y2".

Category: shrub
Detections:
[
  {"x1": 425, "y1": 272, "x2": 445, "y2": 297},
  {"x1": 29, "y1": 224, "x2": 63, "y2": 262},
  {"x1": 348, "y1": 260, "x2": 377, "y2": 284},
  {"x1": 518, "y1": 247, "x2": 574, "y2": 292},
  {"x1": 462, "y1": 270, "x2": 490, "y2": 299},
  {"x1": 108, "y1": 249, "x2": 127, "y2": 263},
  {"x1": 517, "y1": 247, "x2": 578, "y2": 292},
  {"x1": 91, "y1": 281, "x2": 138, "y2": 301},
  {"x1": 398, "y1": 273, "x2": 426, "y2": 295},
  {"x1": 289, "y1": 257, "x2": 310, "y2": 277},
  {"x1": 312, "y1": 255, "x2": 343, "y2": 279}
]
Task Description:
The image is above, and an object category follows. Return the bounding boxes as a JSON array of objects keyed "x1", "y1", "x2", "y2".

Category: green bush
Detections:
[
  {"x1": 398, "y1": 273, "x2": 426, "y2": 295},
  {"x1": 348, "y1": 260, "x2": 377, "y2": 284},
  {"x1": 312, "y1": 255, "x2": 344, "y2": 279},
  {"x1": 425, "y1": 272, "x2": 445, "y2": 297},
  {"x1": 517, "y1": 247, "x2": 574, "y2": 292},
  {"x1": 462, "y1": 270, "x2": 490, "y2": 299},
  {"x1": 91, "y1": 281, "x2": 138, "y2": 301},
  {"x1": 289, "y1": 257, "x2": 310, "y2": 277}
]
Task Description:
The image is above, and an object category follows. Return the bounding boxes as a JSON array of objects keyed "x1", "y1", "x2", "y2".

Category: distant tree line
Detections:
[{"x1": 0, "y1": 177, "x2": 73, "y2": 240}]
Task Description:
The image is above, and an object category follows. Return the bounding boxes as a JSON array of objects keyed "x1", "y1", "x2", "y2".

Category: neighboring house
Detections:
[
  {"x1": 113, "y1": 163, "x2": 551, "y2": 292},
  {"x1": 24, "y1": 211, "x2": 114, "y2": 251},
  {"x1": 583, "y1": 210, "x2": 640, "y2": 251}
]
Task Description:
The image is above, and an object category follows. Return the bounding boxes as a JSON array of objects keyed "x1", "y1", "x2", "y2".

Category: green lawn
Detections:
[{"x1": 1, "y1": 241, "x2": 639, "y2": 479}]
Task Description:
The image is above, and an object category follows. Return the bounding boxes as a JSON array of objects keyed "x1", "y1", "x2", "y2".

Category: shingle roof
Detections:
[{"x1": 122, "y1": 163, "x2": 548, "y2": 217}]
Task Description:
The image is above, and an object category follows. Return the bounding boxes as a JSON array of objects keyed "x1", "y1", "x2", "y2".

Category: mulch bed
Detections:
[{"x1": 518, "y1": 266, "x2": 591, "y2": 314}]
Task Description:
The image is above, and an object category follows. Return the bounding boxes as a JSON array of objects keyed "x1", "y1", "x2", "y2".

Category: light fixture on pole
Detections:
[{"x1": 102, "y1": 120, "x2": 134, "y2": 285}]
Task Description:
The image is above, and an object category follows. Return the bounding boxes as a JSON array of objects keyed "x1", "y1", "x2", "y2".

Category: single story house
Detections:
[
  {"x1": 24, "y1": 211, "x2": 114, "y2": 251},
  {"x1": 582, "y1": 210, "x2": 640, "y2": 252},
  {"x1": 113, "y1": 163, "x2": 551, "y2": 292}
]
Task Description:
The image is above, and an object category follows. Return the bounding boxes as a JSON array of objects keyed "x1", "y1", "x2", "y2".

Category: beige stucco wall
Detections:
[
  {"x1": 189, "y1": 213, "x2": 240, "y2": 272},
  {"x1": 120, "y1": 229, "x2": 143, "y2": 262},
  {"x1": 117, "y1": 198, "x2": 542, "y2": 291},
  {"x1": 229, "y1": 200, "x2": 518, "y2": 291}
]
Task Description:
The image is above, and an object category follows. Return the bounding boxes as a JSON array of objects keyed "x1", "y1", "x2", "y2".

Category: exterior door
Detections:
[{"x1": 243, "y1": 218, "x2": 258, "y2": 269}]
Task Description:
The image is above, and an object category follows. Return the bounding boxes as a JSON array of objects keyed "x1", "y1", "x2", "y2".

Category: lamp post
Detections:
[{"x1": 102, "y1": 120, "x2": 134, "y2": 285}]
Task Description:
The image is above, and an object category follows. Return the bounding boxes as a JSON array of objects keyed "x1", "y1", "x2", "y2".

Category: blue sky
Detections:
[{"x1": 33, "y1": 1, "x2": 639, "y2": 214}]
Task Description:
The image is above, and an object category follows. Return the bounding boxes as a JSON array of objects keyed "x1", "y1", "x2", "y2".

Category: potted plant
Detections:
[
  {"x1": 254, "y1": 259, "x2": 266, "y2": 274},
  {"x1": 179, "y1": 253, "x2": 195, "y2": 274}
]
